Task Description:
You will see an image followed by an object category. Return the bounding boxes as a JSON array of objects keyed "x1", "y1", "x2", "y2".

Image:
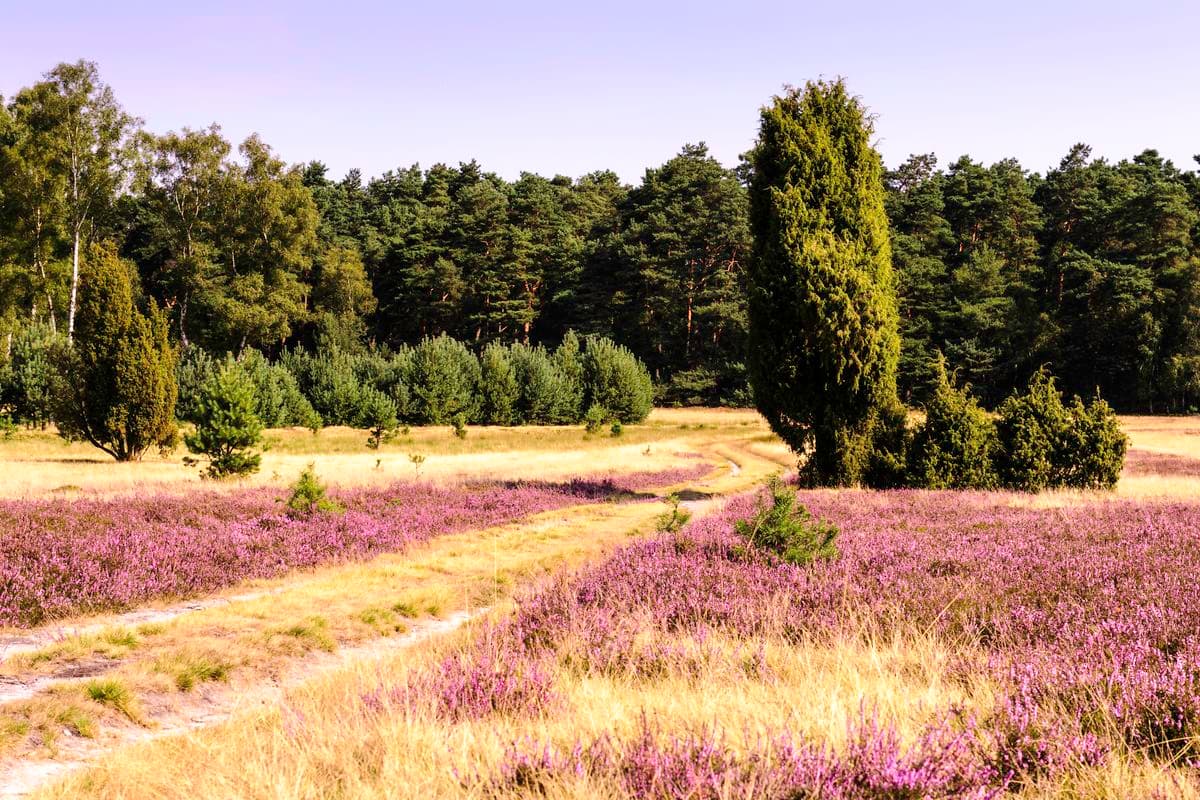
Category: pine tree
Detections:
[
  {"x1": 54, "y1": 243, "x2": 178, "y2": 460},
  {"x1": 184, "y1": 361, "x2": 264, "y2": 478},
  {"x1": 746, "y1": 80, "x2": 900, "y2": 486}
]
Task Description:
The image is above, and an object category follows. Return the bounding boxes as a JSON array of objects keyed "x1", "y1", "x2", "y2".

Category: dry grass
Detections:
[
  {"x1": 36, "y1": 624, "x2": 996, "y2": 800},
  {"x1": 9, "y1": 410, "x2": 1200, "y2": 798},
  {"x1": 0, "y1": 409, "x2": 769, "y2": 499}
]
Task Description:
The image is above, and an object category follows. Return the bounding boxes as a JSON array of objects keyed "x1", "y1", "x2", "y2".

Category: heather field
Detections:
[{"x1": 3, "y1": 413, "x2": 1200, "y2": 798}]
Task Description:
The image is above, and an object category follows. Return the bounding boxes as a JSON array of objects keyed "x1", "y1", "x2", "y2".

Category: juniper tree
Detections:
[
  {"x1": 746, "y1": 80, "x2": 900, "y2": 486},
  {"x1": 54, "y1": 243, "x2": 178, "y2": 460}
]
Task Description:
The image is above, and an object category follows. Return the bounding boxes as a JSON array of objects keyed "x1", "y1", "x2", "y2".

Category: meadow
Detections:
[{"x1": 1, "y1": 411, "x2": 1199, "y2": 798}]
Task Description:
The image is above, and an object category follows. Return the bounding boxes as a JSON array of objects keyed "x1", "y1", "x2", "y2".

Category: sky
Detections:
[{"x1": 2, "y1": 0, "x2": 1198, "y2": 183}]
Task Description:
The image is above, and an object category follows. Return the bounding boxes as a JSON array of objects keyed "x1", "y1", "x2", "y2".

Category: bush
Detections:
[
  {"x1": 410, "y1": 335, "x2": 480, "y2": 424},
  {"x1": 54, "y1": 244, "x2": 178, "y2": 461},
  {"x1": 0, "y1": 323, "x2": 58, "y2": 427},
  {"x1": 452, "y1": 412, "x2": 468, "y2": 439},
  {"x1": 184, "y1": 362, "x2": 264, "y2": 479},
  {"x1": 478, "y1": 342, "x2": 519, "y2": 425},
  {"x1": 282, "y1": 346, "x2": 364, "y2": 427},
  {"x1": 907, "y1": 360, "x2": 998, "y2": 489},
  {"x1": 286, "y1": 464, "x2": 341, "y2": 516},
  {"x1": 175, "y1": 347, "x2": 217, "y2": 424},
  {"x1": 1058, "y1": 394, "x2": 1127, "y2": 490},
  {"x1": 582, "y1": 337, "x2": 653, "y2": 424},
  {"x1": 863, "y1": 398, "x2": 911, "y2": 489},
  {"x1": 360, "y1": 386, "x2": 399, "y2": 449},
  {"x1": 734, "y1": 477, "x2": 839, "y2": 566},
  {"x1": 510, "y1": 343, "x2": 580, "y2": 424},
  {"x1": 996, "y1": 369, "x2": 1128, "y2": 491},
  {"x1": 583, "y1": 403, "x2": 608, "y2": 434},
  {"x1": 239, "y1": 349, "x2": 322, "y2": 430}
]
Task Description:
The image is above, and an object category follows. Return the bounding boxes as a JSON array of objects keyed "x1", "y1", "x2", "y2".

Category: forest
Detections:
[{"x1": 2, "y1": 60, "x2": 1199, "y2": 412}]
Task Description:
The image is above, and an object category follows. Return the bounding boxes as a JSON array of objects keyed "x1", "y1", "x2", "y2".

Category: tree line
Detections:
[{"x1": 2, "y1": 60, "x2": 1198, "y2": 412}]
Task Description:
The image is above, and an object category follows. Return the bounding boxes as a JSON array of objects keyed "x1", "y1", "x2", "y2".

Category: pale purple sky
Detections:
[{"x1": 3, "y1": 0, "x2": 1198, "y2": 182}]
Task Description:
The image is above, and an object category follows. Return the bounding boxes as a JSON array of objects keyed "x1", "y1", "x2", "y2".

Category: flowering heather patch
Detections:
[
  {"x1": 394, "y1": 485, "x2": 1200, "y2": 793},
  {"x1": 0, "y1": 464, "x2": 707, "y2": 627},
  {"x1": 487, "y1": 713, "x2": 1000, "y2": 800}
]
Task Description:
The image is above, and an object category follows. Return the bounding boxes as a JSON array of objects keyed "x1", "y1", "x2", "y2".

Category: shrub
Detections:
[
  {"x1": 360, "y1": 386, "x2": 399, "y2": 449},
  {"x1": 583, "y1": 403, "x2": 607, "y2": 434},
  {"x1": 907, "y1": 359, "x2": 998, "y2": 489},
  {"x1": 478, "y1": 342, "x2": 519, "y2": 425},
  {"x1": 582, "y1": 337, "x2": 653, "y2": 424},
  {"x1": 452, "y1": 413, "x2": 468, "y2": 439},
  {"x1": 410, "y1": 335, "x2": 480, "y2": 424},
  {"x1": 286, "y1": 464, "x2": 342, "y2": 516},
  {"x1": 552, "y1": 331, "x2": 585, "y2": 421},
  {"x1": 283, "y1": 346, "x2": 364, "y2": 426},
  {"x1": 610, "y1": 421, "x2": 623, "y2": 437},
  {"x1": 1057, "y1": 394, "x2": 1127, "y2": 490},
  {"x1": 996, "y1": 369, "x2": 1128, "y2": 491},
  {"x1": 655, "y1": 494, "x2": 691, "y2": 533},
  {"x1": 238, "y1": 349, "x2": 322, "y2": 430},
  {"x1": 0, "y1": 323, "x2": 58, "y2": 427},
  {"x1": 184, "y1": 362, "x2": 264, "y2": 479},
  {"x1": 734, "y1": 478, "x2": 839, "y2": 566},
  {"x1": 510, "y1": 343, "x2": 579, "y2": 424},
  {"x1": 175, "y1": 347, "x2": 217, "y2": 424},
  {"x1": 54, "y1": 244, "x2": 178, "y2": 461},
  {"x1": 864, "y1": 398, "x2": 911, "y2": 489}
]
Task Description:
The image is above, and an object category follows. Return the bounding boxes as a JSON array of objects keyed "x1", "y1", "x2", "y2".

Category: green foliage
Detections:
[
  {"x1": 0, "y1": 323, "x2": 58, "y2": 427},
  {"x1": 54, "y1": 244, "x2": 178, "y2": 461},
  {"x1": 183, "y1": 361, "x2": 263, "y2": 479},
  {"x1": 583, "y1": 403, "x2": 608, "y2": 434},
  {"x1": 655, "y1": 494, "x2": 691, "y2": 533},
  {"x1": 610, "y1": 420, "x2": 623, "y2": 437},
  {"x1": 360, "y1": 386, "x2": 399, "y2": 449},
  {"x1": 582, "y1": 337, "x2": 653, "y2": 423},
  {"x1": 996, "y1": 369, "x2": 1128, "y2": 491},
  {"x1": 509, "y1": 342, "x2": 580, "y2": 424},
  {"x1": 734, "y1": 478, "x2": 839, "y2": 566},
  {"x1": 907, "y1": 359, "x2": 999, "y2": 489},
  {"x1": 746, "y1": 80, "x2": 900, "y2": 486},
  {"x1": 452, "y1": 412, "x2": 468, "y2": 439},
  {"x1": 863, "y1": 397, "x2": 912, "y2": 489},
  {"x1": 237, "y1": 349, "x2": 321, "y2": 430},
  {"x1": 478, "y1": 341, "x2": 519, "y2": 425},
  {"x1": 286, "y1": 464, "x2": 342, "y2": 516},
  {"x1": 409, "y1": 335, "x2": 480, "y2": 424}
]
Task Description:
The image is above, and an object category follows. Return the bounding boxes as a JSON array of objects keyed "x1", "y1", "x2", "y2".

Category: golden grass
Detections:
[
  {"x1": 9, "y1": 411, "x2": 1200, "y2": 798},
  {"x1": 0, "y1": 408, "x2": 769, "y2": 499},
  {"x1": 35, "y1": 624, "x2": 996, "y2": 800}
]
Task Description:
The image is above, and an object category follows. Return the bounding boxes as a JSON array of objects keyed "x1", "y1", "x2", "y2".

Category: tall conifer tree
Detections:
[{"x1": 746, "y1": 80, "x2": 900, "y2": 486}]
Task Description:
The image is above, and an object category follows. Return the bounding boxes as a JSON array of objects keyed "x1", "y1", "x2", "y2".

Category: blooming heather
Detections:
[
  {"x1": 0, "y1": 465, "x2": 707, "y2": 627},
  {"x1": 396, "y1": 485, "x2": 1200, "y2": 792}
]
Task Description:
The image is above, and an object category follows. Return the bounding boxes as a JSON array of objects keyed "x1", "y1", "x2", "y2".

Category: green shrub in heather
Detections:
[
  {"x1": 184, "y1": 363, "x2": 263, "y2": 479},
  {"x1": 478, "y1": 342, "x2": 519, "y2": 425},
  {"x1": 583, "y1": 337, "x2": 653, "y2": 424},
  {"x1": 1057, "y1": 394, "x2": 1127, "y2": 489},
  {"x1": 734, "y1": 477, "x2": 839, "y2": 566},
  {"x1": 286, "y1": 464, "x2": 342, "y2": 516},
  {"x1": 863, "y1": 397, "x2": 911, "y2": 489},
  {"x1": 996, "y1": 369, "x2": 1128, "y2": 491},
  {"x1": 908, "y1": 359, "x2": 998, "y2": 489},
  {"x1": 410, "y1": 335, "x2": 480, "y2": 424}
]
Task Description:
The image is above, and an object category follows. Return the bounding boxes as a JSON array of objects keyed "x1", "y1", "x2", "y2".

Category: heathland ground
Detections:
[{"x1": 0, "y1": 410, "x2": 1198, "y2": 798}]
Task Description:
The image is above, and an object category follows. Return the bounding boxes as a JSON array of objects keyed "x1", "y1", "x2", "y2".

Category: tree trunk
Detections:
[{"x1": 68, "y1": 231, "x2": 81, "y2": 341}]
